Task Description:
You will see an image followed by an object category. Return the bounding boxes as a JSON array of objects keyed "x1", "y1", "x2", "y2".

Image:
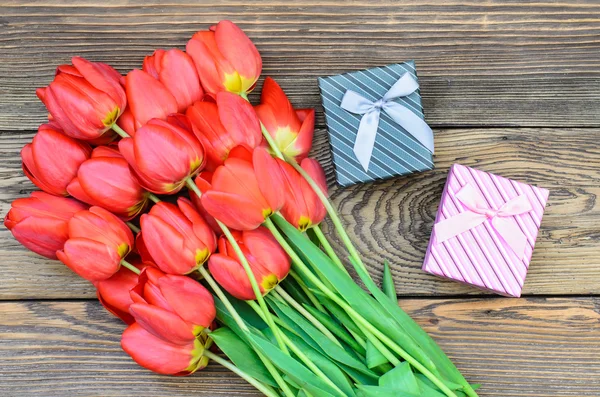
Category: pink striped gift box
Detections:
[{"x1": 422, "y1": 164, "x2": 549, "y2": 297}]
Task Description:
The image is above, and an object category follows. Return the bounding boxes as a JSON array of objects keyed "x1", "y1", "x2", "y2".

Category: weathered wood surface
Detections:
[
  {"x1": 2, "y1": 127, "x2": 599, "y2": 298},
  {"x1": 1, "y1": 1, "x2": 600, "y2": 130},
  {"x1": 1, "y1": 298, "x2": 598, "y2": 397}
]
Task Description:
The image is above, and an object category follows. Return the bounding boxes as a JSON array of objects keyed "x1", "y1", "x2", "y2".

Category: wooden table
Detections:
[{"x1": 1, "y1": 2, "x2": 599, "y2": 396}]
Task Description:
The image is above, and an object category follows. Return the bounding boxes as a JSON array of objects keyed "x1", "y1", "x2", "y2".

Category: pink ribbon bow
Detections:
[{"x1": 434, "y1": 183, "x2": 533, "y2": 258}]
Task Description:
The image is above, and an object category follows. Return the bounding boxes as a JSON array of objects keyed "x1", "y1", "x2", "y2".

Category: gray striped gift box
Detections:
[{"x1": 318, "y1": 61, "x2": 434, "y2": 187}]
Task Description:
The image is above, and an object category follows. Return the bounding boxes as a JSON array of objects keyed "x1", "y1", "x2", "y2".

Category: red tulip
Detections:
[
  {"x1": 56, "y1": 206, "x2": 134, "y2": 281},
  {"x1": 140, "y1": 198, "x2": 216, "y2": 275},
  {"x1": 21, "y1": 123, "x2": 92, "y2": 196},
  {"x1": 201, "y1": 147, "x2": 285, "y2": 230},
  {"x1": 208, "y1": 227, "x2": 290, "y2": 300},
  {"x1": 278, "y1": 158, "x2": 328, "y2": 231},
  {"x1": 4, "y1": 191, "x2": 87, "y2": 259},
  {"x1": 67, "y1": 146, "x2": 149, "y2": 220},
  {"x1": 118, "y1": 118, "x2": 205, "y2": 194},
  {"x1": 94, "y1": 258, "x2": 150, "y2": 324},
  {"x1": 36, "y1": 57, "x2": 126, "y2": 141},
  {"x1": 186, "y1": 20, "x2": 262, "y2": 96},
  {"x1": 255, "y1": 77, "x2": 315, "y2": 162},
  {"x1": 122, "y1": 69, "x2": 178, "y2": 133},
  {"x1": 186, "y1": 92, "x2": 262, "y2": 171},
  {"x1": 129, "y1": 267, "x2": 216, "y2": 344},
  {"x1": 143, "y1": 49, "x2": 204, "y2": 112},
  {"x1": 121, "y1": 323, "x2": 206, "y2": 376}
]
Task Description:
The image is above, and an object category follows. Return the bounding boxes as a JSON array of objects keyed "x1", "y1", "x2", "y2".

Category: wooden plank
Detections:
[
  {"x1": 1, "y1": 0, "x2": 600, "y2": 130},
  {"x1": 1, "y1": 127, "x2": 599, "y2": 299},
  {"x1": 0, "y1": 298, "x2": 598, "y2": 396}
]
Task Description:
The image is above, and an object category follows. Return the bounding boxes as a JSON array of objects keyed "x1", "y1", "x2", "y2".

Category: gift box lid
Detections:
[
  {"x1": 318, "y1": 61, "x2": 434, "y2": 187},
  {"x1": 422, "y1": 164, "x2": 550, "y2": 297}
]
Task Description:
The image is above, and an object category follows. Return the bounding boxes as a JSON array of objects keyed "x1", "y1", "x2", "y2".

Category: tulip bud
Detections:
[
  {"x1": 186, "y1": 20, "x2": 262, "y2": 96},
  {"x1": 4, "y1": 191, "x2": 87, "y2": 259},
  {"x1": 140, "y1": 198, "x2": 216, "y2": 274},
  {"x1": 209, "y1": 227, "x2": 290, "y2": 300},
  {"x1": 255, "y1": 77, "x2": 315, "y2": 162},
  {"x1": 56, "y1": 206, "x2": 134, "y2": 281},
  {"x1": 21, "y1": 123, "x2": 92, "y2": 196},
  {"x1": 67, "y1": 146, "x2": 149, "y2": 220},
  {"x1": 129, "y1": 267, "x2": 216, "y2": 344},
  {"x1": 36, "y1": 57, "x2": 126, "y2": 141},
  {"x1": 201, "y1": 147, "x2": 285, "y2": 230},
  {"x1": 121, "y1": 323, "x2": 206, "y2": 375},
  {"x1": 188, "y1": 172, "x2": 221, "y2": 234},
  {"x1": 278, "y1": 158, "x2": 328, "y2": 231},
  {"x1": 143, "y1": 49, "x2": 204, "y2": 112},
  {"x1": 118, "y1": 118, "x2": 205, "y2": 194},
  {"x1": 94, "y1": 257, "x2": 151, "y2": 324},
  {"x1": 186, "y1": 92, "x2": 262, "y2": 171}
]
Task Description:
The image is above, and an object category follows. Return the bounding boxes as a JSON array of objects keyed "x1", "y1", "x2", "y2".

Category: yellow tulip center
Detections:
[
  {"x1": 102, "y1": 106, "x2": 120, "y2": 127},
  {"x1": 117, "y1": 243, "x2": 130, "y2": 258},
  {"x1": 261, "y1": 274, "x2": 279, "y2": 292},
  {"x1": 298, "y1": 216, "x2": 311, "y2": 232},
  {"x1": 195, "y1": 248, "x2": 210, "y2": 266}
]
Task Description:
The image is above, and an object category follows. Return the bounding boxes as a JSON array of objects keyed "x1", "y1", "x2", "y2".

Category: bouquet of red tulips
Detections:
[{"x1": 5, "y1": 21, "x2": 480, "y2": 397}]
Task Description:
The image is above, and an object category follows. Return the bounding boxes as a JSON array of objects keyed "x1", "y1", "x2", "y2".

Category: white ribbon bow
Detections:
[{"x1": 340, "y1": 73, "x2": 434, "y2": 172}]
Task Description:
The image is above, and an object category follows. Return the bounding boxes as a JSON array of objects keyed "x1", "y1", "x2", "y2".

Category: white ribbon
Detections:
[{"x1": 340, "y1": 73, "x2": 434, "y2": 172}]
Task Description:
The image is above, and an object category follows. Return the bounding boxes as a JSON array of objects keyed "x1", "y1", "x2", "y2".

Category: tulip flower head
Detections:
[
  {"x1": 4, "y1": 191, "x2": 87, "y2": 259},
  {"x1": 94, "y1": 258, "x2": 150, "y2": 324},
  {"x1": 67, "y1": 146, "x2": 149, "y2": 220},
  {"x1": 36, "y1": 57, "x2": 126, "y2": 141},
  {"x1": 56, "y1": 206, "x2": 134, "y2": 281},
  {"x1": 187, "y1": 20, "x2": 262, "y2": 96},
  {"x1": 201, "y1": 147, "x2": 285, "y2": 230},
  {"x1": 255, "y1": 77, "x2": 315, "y2": 162},
  {"x1": 129, "y1": 267, "x2": 216, "y2": 344},
  {"x1": 208, "y1": 227, "x2": 290, "y2": 300},
  {"x1": 140, "y1": 198, "x2": 216, "y2": 275},
  {"x1": 143, "y1": 49, "x2": 204, "y2": 112},
  {"x1": 122, "y1": 323, "x2": 206, "y2": 376},
  {"x1": 186, "y1": 92, "x2": 262, "y2": 171},
  {"x1": 278, "y1": 158, "x2": 328, "y2": 231},
  {"x1": 118, "y1": 118, "x2": 205, "y2": 194},
  {"x1": 22, "y1": 123, "x2": 92, "y2": 196}
]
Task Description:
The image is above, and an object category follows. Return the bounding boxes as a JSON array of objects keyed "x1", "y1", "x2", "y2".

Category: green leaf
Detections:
[
  {"x1": 281, "y1": 277, "x2": 313, "y2": 307},
  {"x1": 209, "y1": 327, "x2": 278, "y2": 388},
  {"x1": 316, "y1": 295, "x2": 365, "y2": 339},
  {"x1": 306, "y1": 227, "x2": 321, "y2": 246},
  {"x1": 349, "y1": 256, "x2": 474, "y2": 393},
  {"x1": 273, "y1": 214, "x2": 435, "y2": 373},
  {"x1": 303, "y1": 303, "x2": 366, "y2": 356},
  {"x1": 284, "y1": 330, "x2": 357, "y2": 397},
  {"x1": 415, "y1": 374, "x2": 467, "y2": 396},
  {"x1": 365, "y1": 339, "x2": 388, "y2": 369},
  {"x1": 336, "y1": 363, "x2": 379, "y2": 386},
  {"x1": 382, "y1": 261, "x2": 397, "y2": 301},
  {"x1": 247, "y1": 331, "x2": 343, "y2": 397},
  {"x1": 355, "y1": 385, "x2": 420, "y2": 397},
  {"x1": 267, "y1": 295, "x2": 323, "y2": 353},
  {"x1": 268, "y1": 296, "x2": 377, "y2": 379},
  {"x1": 378, "y1": 362, "x2": 419, "y2": 394}
]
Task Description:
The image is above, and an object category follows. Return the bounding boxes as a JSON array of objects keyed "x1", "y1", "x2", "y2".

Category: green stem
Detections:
[
  {"x1": 263, "y1": 218, "x2": 457, "y2": 397},
  {"x1": 247, "y1": 296, "x2": 347, "y2": 397},
  {"x1": 111, "y1": 123, "x2": 130, "y2": 138},
  {"x1": 202, "y1": 350, "x2": 280, "y2": 397},
  {"x1": 284, "y1": 154, "x2": 371, "y2": 281},
  {"x1": 120, "y1": 258, "x2": 140, "y2": 275},
  {"x1": 148, "y1": 193, "x2": 161, "y2": 204},
  {"x1": 247, "y1": 300, "x2": 296, "y2": 335},
  {"x1": 125, "y1": 222, "x2": 140, "y2": 234},
  {"x1": 289, "y1": 270, "x2": 326, "y2": 313},
  {"x1": 186, "y1": 178, "x2": 289, "y2": 355},
  {"x1": 273, "y1": 286, "x2": 342, "y2": 347},
  {"x1": 197, "y1": 267, "x2": 295, "y2": 397},
  {"x1": 312, "y1": 225, "x2": 347, "y2": 273}
]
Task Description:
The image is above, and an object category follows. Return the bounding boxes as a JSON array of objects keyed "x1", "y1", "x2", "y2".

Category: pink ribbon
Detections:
[{"x1": 434, "y1": 183, "x2": 533, "y2": 258}]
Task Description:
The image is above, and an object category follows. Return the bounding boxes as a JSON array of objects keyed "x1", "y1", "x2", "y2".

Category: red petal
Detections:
[
  {"x1": 201, "y1": 191, "x2": 265, "y2": 231},
  {"x1": 125, "y1": 69, "x2": 178, "y2": 126},
  {"x1": 159, "y1": 49, "x2": 204, "y2": 112},
  {"x1": 159, "y1": 275, "x2": 216, "y2": 327},
  {"x1": 208, "y1": 254, "x2": 256, "y2": 300},
  {"x1": 253, "y1": 147, "x2": 285, "y2": 213},
  {"x1": 58, "y1": 238, "x2": 121, "y2": 281},
  {"x1": 217, "y1": 92, "x2": 262, "y2": 149},
  {"x1": 214, "y1": 21, "x2": 261, "y2": 90},
  {"x1": 129, "y1": 303, "x2": 196, "y2": 345}
]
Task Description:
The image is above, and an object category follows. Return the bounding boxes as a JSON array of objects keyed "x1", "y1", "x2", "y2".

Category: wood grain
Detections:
[
  {"x1": 1, "y1": 1, "x2": 600, "y2": 130},
  {"x1": 0, "y1": 298, "x2": 598, "y2": 397},
  {"x1": 2, "y1": 127, "x2": 599, "y2": 299}
]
